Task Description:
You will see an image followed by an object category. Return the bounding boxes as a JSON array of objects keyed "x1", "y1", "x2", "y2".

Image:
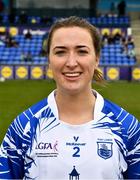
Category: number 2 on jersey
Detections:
[{"x1": 73, "y1": 146, "x2": 80, "y2": 157}]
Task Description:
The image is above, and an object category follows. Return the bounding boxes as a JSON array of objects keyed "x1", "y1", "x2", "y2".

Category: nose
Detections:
[{"x1": 66, "y1": 52, "x2": 78, "y2": 68}]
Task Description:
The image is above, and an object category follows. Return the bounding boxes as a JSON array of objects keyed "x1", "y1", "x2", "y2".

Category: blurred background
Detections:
[
  {"x1": 0, "y1": 0, "x2": 140, "y2": 80},
  {"x1": 0, "y1": 0, "x2": 140, "y2": 142}
]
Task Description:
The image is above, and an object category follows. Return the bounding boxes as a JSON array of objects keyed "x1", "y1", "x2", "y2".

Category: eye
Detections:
[
  {"x1": 78, "y1": 49, "x2": 88, "y2": 55},
  {"x1": 55, "y1": 50, "x2": 66, "y2": 56}
]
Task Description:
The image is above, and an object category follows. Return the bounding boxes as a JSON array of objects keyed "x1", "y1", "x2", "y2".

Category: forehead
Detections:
[{"x1": 51, "y1": 27, "x2": 93, "y2": 47}]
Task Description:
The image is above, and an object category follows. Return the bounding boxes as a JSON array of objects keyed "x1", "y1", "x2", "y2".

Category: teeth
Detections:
[{"x1": 64, "y1": 72, "x2": 81, "y2": 77}]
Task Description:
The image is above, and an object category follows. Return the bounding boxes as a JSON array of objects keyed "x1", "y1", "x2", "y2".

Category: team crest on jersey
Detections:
[{"x1": 97, "y1": 142, "x2": 113, "y2": 159}]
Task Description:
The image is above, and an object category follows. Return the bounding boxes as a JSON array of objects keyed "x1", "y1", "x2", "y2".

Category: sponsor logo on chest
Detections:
[{"x1": 35, "y1": 140, "x2": 59, "y2": 157}]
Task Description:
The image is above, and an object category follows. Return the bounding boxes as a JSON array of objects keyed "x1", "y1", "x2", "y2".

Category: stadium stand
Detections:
[
  {"x1": 100, "y1": 27, "x2": 136, "y2": 66},
  {"x1": 0, "y1": 14, "x2": 131, "y2": 27},
  {"x1": 0, "y1": 14, "x2": 137, "y2": 67}
]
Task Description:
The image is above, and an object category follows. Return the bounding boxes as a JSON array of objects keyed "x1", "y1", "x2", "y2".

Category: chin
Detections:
[{"x1": 62, "y1": 85, "x2": 85, "y2": 95}]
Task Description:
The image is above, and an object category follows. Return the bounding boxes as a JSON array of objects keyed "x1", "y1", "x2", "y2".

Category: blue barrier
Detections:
[{"x1": 0, "y1": 64, "x2": 140, "y2": 81}]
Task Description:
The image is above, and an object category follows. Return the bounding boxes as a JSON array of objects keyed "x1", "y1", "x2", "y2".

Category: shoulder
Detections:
[
  {"x1": 102, "y1": 97, "x2": 140, "y2": 149},
  {"x1": 94, "y1": 90, "x2": 132, "y2": 124},
  {"x1": 14, "y1": 90, "x2": 57, "y2": 130},
  {"x1": 9, "y1": 90, "x2": 55, "y2": 135},
  {"x1": 4, "y1": 97, "x2": 48, "y2": 145},
  {"x1": 95, "y1": 90, "x2": 140, "y2": 143},
  {"x1": 2, "y1": 92, "x2": 55, "y2": 150},
  {"x1": 102, "y1": 98, "x2": 139, "y2": 130},
  {"x1": 16, "y1": 97, "x2": 48, "y2": 128},
  {"x1": 102, "y1": 97, "x2": 135, "y2": 123}
]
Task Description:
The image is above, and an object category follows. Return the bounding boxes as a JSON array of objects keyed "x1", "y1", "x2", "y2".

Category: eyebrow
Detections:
[
  {"x1": 53, "y1": 46, "x2": 66, "y2": 50},
  {"x1": 53, "y1": 45, "x2": 89, "y2": 50}
]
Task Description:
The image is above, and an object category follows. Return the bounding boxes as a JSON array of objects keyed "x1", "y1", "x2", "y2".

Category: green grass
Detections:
[{"x1": 0, "y1": 80, "x2": 140, "y2": 143}]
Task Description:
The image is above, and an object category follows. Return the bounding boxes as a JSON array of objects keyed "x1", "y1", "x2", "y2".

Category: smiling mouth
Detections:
[{"x1": 63, "y1": 72, "x2": 82, "y2": 77}]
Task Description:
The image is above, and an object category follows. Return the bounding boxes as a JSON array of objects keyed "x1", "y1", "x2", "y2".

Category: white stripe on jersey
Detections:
[{"x1": 0, "y1": 90, "x2": 140, "y2": 179}]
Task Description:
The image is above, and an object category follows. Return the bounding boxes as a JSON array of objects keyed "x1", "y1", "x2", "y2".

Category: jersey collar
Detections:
[{"x1": 48, "y1": 89, "x2": 105, "y2": 123}]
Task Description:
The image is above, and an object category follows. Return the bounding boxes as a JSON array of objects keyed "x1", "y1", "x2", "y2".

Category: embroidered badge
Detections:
[{"x1": 97, "y1": 142, "x2": 113, "y2": 159}]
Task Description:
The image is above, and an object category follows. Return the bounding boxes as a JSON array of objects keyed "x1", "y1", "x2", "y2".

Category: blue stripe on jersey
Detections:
[
  {"x1": 101, "y1": 99, "x2": 140, "y2": 179},
  {"x1": 0, "y1": 92, "x2": 140, "y2": 179},
  {"x1": 30, "y1": 98, "x2": 48, "y2": 115},
  {"x1": 0, "y1": 97, "x2": 54, "y2": 179}
]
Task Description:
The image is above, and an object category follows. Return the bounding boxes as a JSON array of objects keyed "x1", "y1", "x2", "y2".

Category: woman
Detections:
[{"x1": 0, "y1": 16, "x2": 140, "y2": 179}]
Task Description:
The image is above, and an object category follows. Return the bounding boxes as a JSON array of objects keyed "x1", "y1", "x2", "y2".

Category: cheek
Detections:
[
  {"x1": 49, "y1": 54, "x2": 64, "y2": 69},
  {"x1": 88, "y1": 58, "x2": 97, "y2": 69},
  {"x1": 49, "y1": 60, "x2": 62, "y2": 79},
  {"x1": 86, "y1": 59, "x2": 98, "y2": 77},
  {"x1": 48, "y1": 56, "x2": 58, "y2": 71},
  {"x1": 89, "y1": 66, "x2": 95, "y2": 77}
]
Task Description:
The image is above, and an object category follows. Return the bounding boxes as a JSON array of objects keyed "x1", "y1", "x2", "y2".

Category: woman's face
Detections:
[{"x1": 49, "y1": 27, "x2": 99, "y2": 95}]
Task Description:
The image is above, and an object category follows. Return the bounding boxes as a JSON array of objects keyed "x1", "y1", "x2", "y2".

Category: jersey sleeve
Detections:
[
  {"x1": 0, "y1": 98, "x2": 47, "y2": 179},
  {"x1": 122, "y1": 115, "x2": 140, "y2": 179},
  {"x1": 0, "y1": 111, "x2": 31, "y2": 179}
]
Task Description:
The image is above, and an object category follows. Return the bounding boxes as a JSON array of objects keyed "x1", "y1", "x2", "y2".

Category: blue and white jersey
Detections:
[{"x1": 0, "y1": 90, "x2": 140, "y2": 179}]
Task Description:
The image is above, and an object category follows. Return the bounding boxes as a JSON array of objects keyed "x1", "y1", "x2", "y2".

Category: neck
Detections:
[{"x1": 55, "y1": 89, "x2": 96, "y2": 125}]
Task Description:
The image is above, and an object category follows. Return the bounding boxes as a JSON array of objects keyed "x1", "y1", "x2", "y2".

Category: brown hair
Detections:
[{"x1": 46, "y1": 16, "x2": 104, "y2": 83}]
